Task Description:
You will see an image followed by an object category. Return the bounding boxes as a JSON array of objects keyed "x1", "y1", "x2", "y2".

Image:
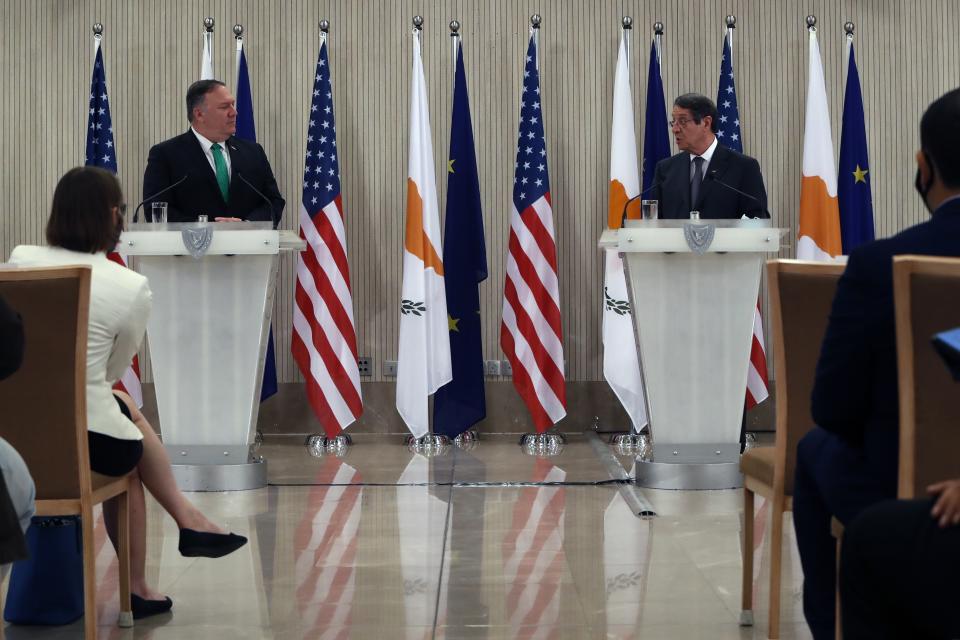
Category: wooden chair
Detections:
[
  {"x1": 0, "y1": 266, "x2": 133, "y2": 637},
  {"x1": 893, "y1": 255, "x2": 960, "y2": 497},
  {"x1": 739, "y1": 259, "x2": 844, "y2": 639}
]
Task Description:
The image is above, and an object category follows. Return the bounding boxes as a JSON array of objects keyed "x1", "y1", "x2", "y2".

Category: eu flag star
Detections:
[
  {"x1": 448, "y1": 158, "x2": 455, "y2": 174},
  {"x1": 852, "y1": 164, "x2": 869, "y2": 184},
  {"x1": 448, "y1": 314, "x2": 460, "y2": 332}
]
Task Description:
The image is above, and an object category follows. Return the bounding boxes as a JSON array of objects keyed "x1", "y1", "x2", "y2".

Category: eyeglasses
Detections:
[
  {"x1": 116, "y1": 203, "x2": 128, "y2": 216},
  {"x1": 669, "y1": 118, "x2": 696, "y2": 128}
]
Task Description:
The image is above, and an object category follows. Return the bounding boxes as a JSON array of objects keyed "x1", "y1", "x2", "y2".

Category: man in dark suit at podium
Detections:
[
  {"x1": 652, "y1": 93, "x2": 769, "y2": 219},
  {"x1": 142, "y1": 80, "x2": 285, "y2": 226},
  {"x1": 793, "y1": 87, "x2": 960, "y2": 640}
]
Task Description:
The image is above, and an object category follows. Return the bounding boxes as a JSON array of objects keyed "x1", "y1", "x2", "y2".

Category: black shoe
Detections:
[
  {"x1": 178, "y1": 528, "x2": 248, "y2": 558},
  {"x1": 131, "y1": 594, "x2": 173, "y2": 620}
]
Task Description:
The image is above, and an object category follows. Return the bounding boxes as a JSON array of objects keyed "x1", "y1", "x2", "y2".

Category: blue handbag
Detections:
[{"x1": 3, "y1": 516, "x2": 84, "y2": 625}]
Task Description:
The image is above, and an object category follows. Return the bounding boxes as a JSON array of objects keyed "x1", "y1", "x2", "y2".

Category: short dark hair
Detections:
[
  {"x1": 186, "y1": 79, "x2": 226, "y2": 122},
  {"x1": 46, "y1": 167, "x2": 123, "y2": 254},
  {"x1": 674, "y1": 93, "x2": 719, "y2": 133},
  {"x1": 920, "y1": 88, "x2": 960, "y2": 189}
]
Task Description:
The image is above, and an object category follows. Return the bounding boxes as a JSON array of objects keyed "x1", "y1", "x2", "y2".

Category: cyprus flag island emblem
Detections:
[{"x1": 396, "y1": 25, "x2": 452, "y2": 439}]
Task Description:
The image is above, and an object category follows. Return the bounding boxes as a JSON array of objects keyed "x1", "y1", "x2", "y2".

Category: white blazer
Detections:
[{"x1": 8, "y1": 245, "x2": 151, "y2": 441}]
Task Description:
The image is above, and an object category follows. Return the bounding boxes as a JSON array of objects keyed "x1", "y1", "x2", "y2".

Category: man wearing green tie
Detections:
[{"x1": 142, "y1": 80, "x2": 285, "y2": 225}]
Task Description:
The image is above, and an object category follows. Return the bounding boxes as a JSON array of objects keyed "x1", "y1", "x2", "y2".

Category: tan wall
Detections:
[{"x1": 1, "y1": 0, "x2": 956, "y2": 388}]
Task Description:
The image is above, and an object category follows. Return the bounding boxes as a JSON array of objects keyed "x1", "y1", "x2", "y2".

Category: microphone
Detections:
[
  {"x1": 620, "y1": 180, "x2": 662, "y2": 227},
  {"x1": 706, "y1": 170, "x2": 759, "y2": 203},
  {"x1": 134, "y1": 175, "x2": 188, "y2": 222},
  {"x1": 236, "y1": 172, "x2": 278, "y2": 229}
]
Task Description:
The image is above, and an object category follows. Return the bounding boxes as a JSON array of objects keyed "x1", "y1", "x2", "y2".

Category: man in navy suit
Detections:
[
  {"x1": 794, "y1": 87, "x2": 960, "y2": 640},
  {"x1": 652, "y1": 93, "x2": 769, "y2": 219},
  {"x1": 142, "y1": 80, "x2": 285, "y2": 226}
]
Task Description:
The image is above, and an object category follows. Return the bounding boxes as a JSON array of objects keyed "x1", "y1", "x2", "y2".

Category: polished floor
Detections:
[{"x1": 2, "y1": 435, "x2": 812, "y2": 639}]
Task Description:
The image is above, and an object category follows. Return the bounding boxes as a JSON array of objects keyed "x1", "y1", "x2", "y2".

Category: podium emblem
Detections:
[
  {"x1": 683, "y1": 223, "x2": 715, "y2": 255},
  {"x1": 182, "y1": 226, "x2": 214, "y2": 259}
]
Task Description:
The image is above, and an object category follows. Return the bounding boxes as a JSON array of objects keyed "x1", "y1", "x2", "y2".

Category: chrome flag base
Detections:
[
  {"x1": 610, "y1": 433, "x2": 652, "y2": 461},
  {"x1": 453, "y1": 430, "x2": 479, "y2": 450},
  {"x1": 405, "y1": 434, "x2": 451, "y2": 457},
  {"x1": 519, "y1": 432, "x2": 566, "y2": 457},
  {"x1": 305, "y1": 433, "x2": 352, "y2": 458}
]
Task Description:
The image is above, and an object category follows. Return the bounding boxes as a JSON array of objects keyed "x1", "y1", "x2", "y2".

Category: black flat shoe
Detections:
[
  {"x1": 131, "y1": 594, "x2": 173, "y2": 620},
  {"x1": 178, "y1": 528, "x2": 248, "y2": 558}
]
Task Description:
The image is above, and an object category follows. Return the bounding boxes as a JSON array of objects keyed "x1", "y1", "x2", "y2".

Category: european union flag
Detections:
[
  {"x1": 235, "y1": 37, "x2": 278, "y2": 403},
  {"x1": 838, "y1": 42, "x2": 874, "y2": 253},
  {"x1": 433, "y1": 39, "x2": 487, "y2": 438},
  {"x1": 642, "y1": 38, "x2": 670, "y2": 193}
]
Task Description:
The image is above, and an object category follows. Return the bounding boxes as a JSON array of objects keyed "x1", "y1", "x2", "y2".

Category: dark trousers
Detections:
[
  {"x1": 841, "y1": 498, "x2": 960, "y2": 639},
  {"x1": 792, "y1": 427, "x2": 894, "y2": 640}
]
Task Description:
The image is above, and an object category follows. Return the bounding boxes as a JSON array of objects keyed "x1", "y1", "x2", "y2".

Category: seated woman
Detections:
[{"x1": 9, "y1": 166, "x2": 247, "y2": 619}]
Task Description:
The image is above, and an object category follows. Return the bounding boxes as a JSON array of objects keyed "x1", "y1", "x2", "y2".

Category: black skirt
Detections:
[{"x1": 87, "y1": 395, "x2": 143, "y2": 477}]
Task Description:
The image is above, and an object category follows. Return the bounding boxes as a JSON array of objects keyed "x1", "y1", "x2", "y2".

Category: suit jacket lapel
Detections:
[{"x1": 225, "y1": 137, "x2": 242, "y2": 204}]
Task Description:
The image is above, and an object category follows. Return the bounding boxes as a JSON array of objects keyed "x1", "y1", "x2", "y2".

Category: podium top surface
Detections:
[
  {"x1": 120, "y1": 223, "x2": 306, "y2": 256},
  {"x1": 598, "y1": 219, "x2": 787, "y2": 253}
]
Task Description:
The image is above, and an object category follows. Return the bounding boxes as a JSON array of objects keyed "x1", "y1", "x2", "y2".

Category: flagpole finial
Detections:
[
  {"x1": 806, "y1": 15, "x2": 817, "y2": 30},
  {"x1": 844, "y1": 21, "x2": 855, "y2": 35},
  {"x1": 449, "y1": 20, "x2": 460, "y2": 34},
  {"x1": 203, "y1": 17, "x2": 215, "y2": 32},
  {"x1": 622, "y1": 16, "x2": 633, "y2": 29},
  {"x1": 233, "y1": 24, "x2": 243, "y2": 38},
  {"x1": 530, "y1": 14, "x2": 542, "y2": 29},
  {"x1": 92, "y1": 23, "x2": 103, "y2": 36},
  {"x1": 653, "y1": 21, "x2": 664, "y2": 35},
  {"x1": 413, "y1": 15, "x2": 424, "y2": 30},
  {"x1": 726, "y1": 15, "x2": 736, "y2": 28},
  {"x1": 319, "y1": 19, "x2": 330, "y2": 33}
]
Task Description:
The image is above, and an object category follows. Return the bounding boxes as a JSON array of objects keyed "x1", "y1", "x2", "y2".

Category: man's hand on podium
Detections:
[{"x1": 214, "y1": 217, "x2": 242, "y2": 222}]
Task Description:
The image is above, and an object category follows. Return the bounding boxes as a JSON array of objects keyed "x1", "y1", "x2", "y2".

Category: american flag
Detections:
[
  {"x1": 501, "y1": 30, "x2": 567, "y2": 432},
  {"x1": 715, "y1": 27, "x2": 770, "y2": 410},
  {"x1": 86, "y1": 36, "x2": 143, "y2": 408},
  {"x1": 291, "y1": 32, "x2": 363, "y2": 437}
]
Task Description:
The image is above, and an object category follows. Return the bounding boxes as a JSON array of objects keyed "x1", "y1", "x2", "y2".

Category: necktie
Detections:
[
  {"x1": 211, "y1": 143, "x2": 230, "y2": 202},
  {"x1": 690, "y1": 156, "x2": 704, "y2": 208}
]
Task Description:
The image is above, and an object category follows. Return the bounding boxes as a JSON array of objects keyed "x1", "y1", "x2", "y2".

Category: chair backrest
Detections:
[
  {"x1": 0, "y1": 265, "x2": 92, "y2": 502},
  {"x1": 893, "y1": 256, "x2": 960, "y2": 498},
  {"x1": 767, "y1": 259, "x2": 845, "y2": 496}
]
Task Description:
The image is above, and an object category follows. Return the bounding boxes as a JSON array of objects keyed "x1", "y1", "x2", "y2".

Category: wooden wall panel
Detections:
[{"x1": 1, "y1": 0, "x2": 957, "y2": 386}]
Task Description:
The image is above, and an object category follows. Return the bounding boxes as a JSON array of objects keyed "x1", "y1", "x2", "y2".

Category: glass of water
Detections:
[
  {"x1": 641, "y1": 199, "x2": 659, "y2": 220},
  {"x1": 150, "y1": 202, "x2": 168, "y2": 224}
]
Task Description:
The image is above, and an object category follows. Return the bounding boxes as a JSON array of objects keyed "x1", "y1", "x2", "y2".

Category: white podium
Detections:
[
  {"x1": 599, "y1": 219, "x2": 786, "y2": 489},
  {"x1": 120, "y1": 222, "x2": 305, "y2": 491}
]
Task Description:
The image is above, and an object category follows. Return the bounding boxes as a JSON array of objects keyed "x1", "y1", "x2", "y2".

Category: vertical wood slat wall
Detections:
[{"x1": 1, "y1": 0, "x2": 957, "y2": 386}]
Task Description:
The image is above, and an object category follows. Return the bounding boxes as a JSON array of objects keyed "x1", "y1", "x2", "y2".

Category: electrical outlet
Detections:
[
  {"x1": 501, "y1": 359, "x2": 513, "y2": 377},
  {"x1": 357, "y1": 357, "x2": 372, "y2": 376},
  {"x1": 484, "y1": 359, "x2": 500, "y2": 376},
  {"x1": 384, "y1": 360, "x2": 398, "y2": 377}
]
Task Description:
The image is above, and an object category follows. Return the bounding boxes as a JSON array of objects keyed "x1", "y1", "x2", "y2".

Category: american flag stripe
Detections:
[
  {"x1": 745, "y1": 303, "x2": 770, "y2": 409},
  {"x1": 292, "y1": 305, "x2": 362, "y2": 427},
  {"x1": 508, "y1": 224, "x2": 562, "y2": 333},
  {"x1": 293, "y1": 32, "x2": 362, "y2": 437},
  {"x1": 502, "y1": 275, "x2": 564, "y2": 397},
  {"x1": 501, "y1": 30, "x2": 567, "y2": 432},
  {"x1": 501, "y1": 303, "x2": 566, "y2": 425}
]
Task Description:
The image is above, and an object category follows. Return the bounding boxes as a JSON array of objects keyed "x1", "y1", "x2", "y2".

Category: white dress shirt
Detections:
[
  {"x1": 8, "y1": 246, "x2": 151, "y2": 441},
  {"x1": 191, "y1": 128, "x2": 232, "y2": 179},
  {"x1": 689, "y1": 136, "x2": 719, "y2": 182}
]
